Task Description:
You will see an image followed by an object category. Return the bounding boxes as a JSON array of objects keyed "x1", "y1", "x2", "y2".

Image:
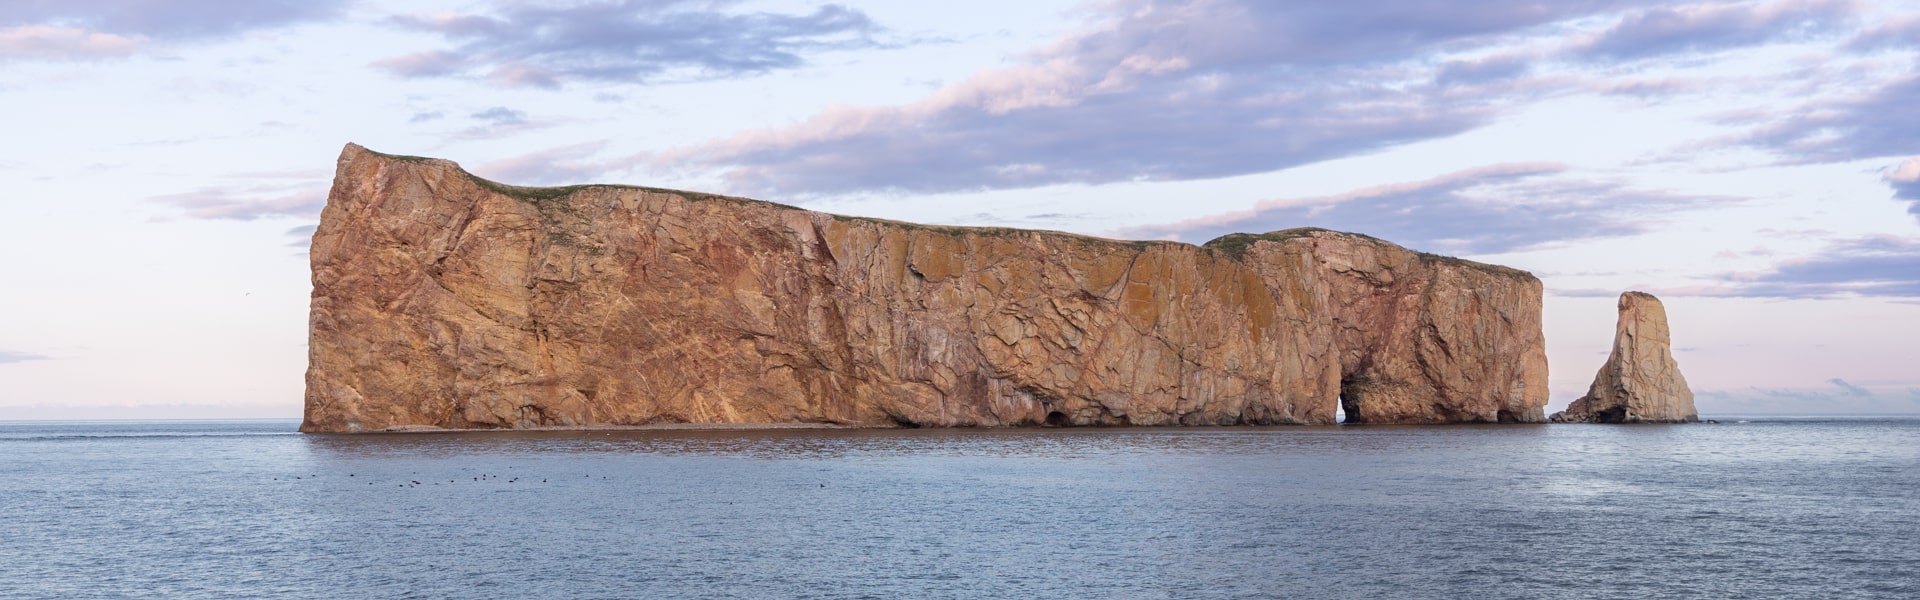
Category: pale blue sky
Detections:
[{"x1": 3, "y1": 0, "x2": 1918, "y2": 419}]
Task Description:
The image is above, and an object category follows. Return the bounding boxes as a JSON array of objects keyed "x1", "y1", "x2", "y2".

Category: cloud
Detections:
[
  {"x1": 370, "y1": 51, "x2": 466, "y2": 78},
  {"x1": 1574, "y1": 0, "x2": 1859, "y2": 60},
  {"x1": 1436, "y1": 54, "x2": 1532, "y2": 87},
  {"x1": 0, "y1": 351, "x2": 50, "y2": 365},
  {"x1": 1117, "y1": 163, "x2": 1735, "y2": 254},
  {"x1": 1739, "y1": 73, "x2": 1920, "y2": 163},
  {"x1": 285, "y1": 224, "x2": 317, "y2": 249},
  {"x1": 0, "y1": 25, "x2": 141, "y2": 60},
  {"x1": 0, "y1": 403, "x2": 300, "y2": 420},
  {"x1": 1692, "y1": 236, "x2": 1920, "y2": 298},
  {"x1": 1888, "y1": 157, "x2": 1920, "y2": 220},
  {"x1": 444, "y1": 116, "x2": 561, "y2": 143},
  {"x1": 655, "y1": 0, "x2": 1896, "y2": 198},
  {"x1": 470, "y1": 106, "x2": 527, "y2": 125},
  {"x1": 0, "y1": 0, "x2": 345, "y2": 61},
  {"x1": 471, "y1": 142, "x2": 622, "y2": 186},
  {"x1": 0, "y1": 0, "x2": 345, "y2": 40},
  {"x1": 1845, "y1": 15, "x2": 1920, "y2": 50},
  {"x1": 1828, "y1": 378, "x2": 1872, "y2": 396},
  {"x1": 152, "y1": 185, "x2": 326, "y2": 221},
  {"x1": 417, "y1": 106, "x2": 564, "y2": 143},
  {"x1": 376, "y1": 1, "x2": 883, "y2": 87},
  {"x1": 661, "y1": 0, "x2": 1654, "y2": 196},
  {"x1": 1695, "y1": 384, "x2": 1919, "y2": 414},
  {"x1": 668, "y1": 76, "x2": 1499, "y2": 196}
]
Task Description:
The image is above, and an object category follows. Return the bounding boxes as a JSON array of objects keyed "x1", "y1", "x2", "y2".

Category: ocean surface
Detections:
[{"x1": 2, "y1": 418, "x2": 1915, "y2": 599}]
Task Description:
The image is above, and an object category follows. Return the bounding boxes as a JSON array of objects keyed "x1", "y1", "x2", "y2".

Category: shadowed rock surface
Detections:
[
  {"x1": 302, "y1": 144, "x2": 1548, "y2": 432},
  {"x1": 1551, "y1": 292, "x2": 1697, "y2": 424}
]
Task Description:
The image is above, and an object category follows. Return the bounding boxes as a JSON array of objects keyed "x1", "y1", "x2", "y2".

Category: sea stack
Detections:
[
  {"x1": 302, "y1": 144, "x2": 1549, "y2": 432},
  {"x1": 1550, "y1": 292, "x2": 1697, "y2": 423}
]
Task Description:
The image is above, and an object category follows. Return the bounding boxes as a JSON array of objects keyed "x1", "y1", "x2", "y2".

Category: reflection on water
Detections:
[
  {"x1": 2, "y1": 418, "x2": 1916, "y2": 599},
  {"x1": 303, "y1": 425, "x2": 1431, "y2": 460}
]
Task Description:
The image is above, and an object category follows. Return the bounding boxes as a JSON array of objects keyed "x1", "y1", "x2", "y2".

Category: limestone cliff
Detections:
[
  {"x1": 302, "y1": 144, "x2": 1548, "y2": 432},
  {"x1": 1220, "y1": 231, "x2": 1550, "y2": 424},
  {"x1": 1550, "y1": 292, "x2": 1697, "y2": 423}
]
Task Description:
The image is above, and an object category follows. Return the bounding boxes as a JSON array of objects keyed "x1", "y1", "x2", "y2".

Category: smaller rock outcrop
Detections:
[{"x1": 1551, "y1": 292, "x2": 1697, "y2": 423}]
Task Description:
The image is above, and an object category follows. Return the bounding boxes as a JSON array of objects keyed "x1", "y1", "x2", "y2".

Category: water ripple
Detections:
[{"x1": 0, "y1": 417, "x2": 1915, "y2": 598}]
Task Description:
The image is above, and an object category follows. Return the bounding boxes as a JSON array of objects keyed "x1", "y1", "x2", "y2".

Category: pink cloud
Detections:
[
  {"x1": 0, "y1": 25, "x2": 141, "y2": 60},
  {"x1": 471, "y1": 142, "x2": 621, "y2": 186},
  {"x1": 370, "y1": 51, "x2": 467, "y2": 78}
]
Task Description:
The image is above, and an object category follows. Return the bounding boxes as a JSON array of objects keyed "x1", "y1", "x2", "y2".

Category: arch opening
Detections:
[{"x1": 1338, "y1": 378, "x2": 1363, "y2": 424}]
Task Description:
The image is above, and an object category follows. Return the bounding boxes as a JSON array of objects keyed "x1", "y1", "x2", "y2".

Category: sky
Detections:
[{"x1": 2, "y1": 0, "x2": 1918, "y2": 419}]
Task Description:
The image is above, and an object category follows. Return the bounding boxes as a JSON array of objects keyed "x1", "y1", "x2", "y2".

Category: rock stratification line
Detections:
[{"x1": 302, "y1": 144, "x2": 1548, "y2": 432}]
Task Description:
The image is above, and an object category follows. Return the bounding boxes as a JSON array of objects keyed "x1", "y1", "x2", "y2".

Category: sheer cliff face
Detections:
[
  {"x1": 1292, "y1": 235, "x2": 1549, "y2": 424},
  {"x1": 1551, "y1": 292, "x2": 1697, "y2": 424},
  {"x1": 302, "y1": 145, "x2": 1548, "y2": 432}
]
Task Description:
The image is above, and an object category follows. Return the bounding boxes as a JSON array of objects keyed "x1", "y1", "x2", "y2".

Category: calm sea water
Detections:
[{"x1": 2, "y1": 418, "x2": 1915, "y2": 599}]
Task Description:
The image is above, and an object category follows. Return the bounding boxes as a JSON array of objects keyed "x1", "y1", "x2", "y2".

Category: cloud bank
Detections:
[
  {"x1": 1574, "y1": 0, "x2": 1856, "y2": 60},
  {"x1": 1119, "y1": 163, "x2": 1733, "y2": 254},
  {"x1": 658, "y1": 0, "x2": 1877, "y2": 197},
  {"x1": 471, "y1": 142, "x2": 621, "y2": 186},
  {"x1": 375, "y1": 1, "x2": 883, "y2": 88},
  {"x1": 0, "y1": 0, "x2": 345, "y2": 59},
  {"x1": 0, "y1": 0, "x2": 344, "y2": 38},
  {"x1": 152, "y1": 186, "x2": 326, "y2": 221},
  {"x1": 1717, "y1": 236, "x2": 1920, "y2": 298},
  {"x1": 1741, "y1": 74, "x2": 1920, "y2": 164},
  {"x1": 0, "y1": 25, "x2": 141, "y2": 60},
  {"x1": 0, "y1": 350, "x2": 51, "y2": 365},
  {"x1": 1695, "y1": 383, "x2": 1920, "y2": 414}
]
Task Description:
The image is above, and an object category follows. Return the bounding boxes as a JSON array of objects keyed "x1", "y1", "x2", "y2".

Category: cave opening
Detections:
[
  {"x1": 1595, "y1": 406, "x2": 1627, "y2": 423},
  {"x1": 1338, "y1": 378, "x2": 1363, "y2": 425},
  {"x1": 1497, "y1": 409, "x2": 1518, "y2": 423},
  {"x1": 1044, "y1": 411, "x2": 1069, "y2": 427}
]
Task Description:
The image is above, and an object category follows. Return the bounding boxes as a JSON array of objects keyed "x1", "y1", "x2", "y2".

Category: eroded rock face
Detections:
[
  {"x1": 1297, "y1": 233, "x2": 1549, "y2": 424},
  {"x1": 1550, "y1": 292, "x2": 1697, "y2": 423},
  {"x1": 302, "y1": 145, "x2": 1549, "y2": 432}
]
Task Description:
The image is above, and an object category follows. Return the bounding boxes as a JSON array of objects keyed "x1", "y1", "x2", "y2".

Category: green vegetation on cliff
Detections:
[{"x1": 1204, "y1": 228, "x2": 1535, "y2": 281}]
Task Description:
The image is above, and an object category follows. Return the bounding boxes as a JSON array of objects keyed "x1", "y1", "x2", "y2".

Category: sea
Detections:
[{"x1": 1, "y1": 417, "x2": 1915, "y2": 599}]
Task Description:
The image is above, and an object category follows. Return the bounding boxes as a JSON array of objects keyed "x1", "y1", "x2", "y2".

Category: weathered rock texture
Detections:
[
  {"x1": 1550, "y1": 292, "x2": 1697, "y2": 423},
  {"x1": 302, "y1": 144, "x2": 1548, "y2": 432}
]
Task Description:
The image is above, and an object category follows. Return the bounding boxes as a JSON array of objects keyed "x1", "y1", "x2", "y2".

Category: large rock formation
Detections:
[
  {"x1": 1293, "y1": 233, "x2": 1549, "y2": 424},
  {"x1": 1550, "y1": 292, "x2": 1697, "y2": 423},
  {"x1": 302, "y1": 144, "x2": 1548, "y2": 432}
]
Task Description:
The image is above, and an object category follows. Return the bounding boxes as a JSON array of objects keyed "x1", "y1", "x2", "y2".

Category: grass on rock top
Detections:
[
  {"x1": 1203, "y1": 229, "x2": 1379, "y2": 259},
  {"x1": 1203, "y1": 228, "x2": 1536, "y2": 280}
]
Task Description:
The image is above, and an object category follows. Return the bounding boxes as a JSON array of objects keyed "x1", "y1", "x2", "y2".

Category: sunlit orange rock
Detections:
[
  {"x1": 1551, "y1": 292, "x2": 1697, "y2": 423},
  {"x1": 301, "y1": 144, "x2": 1548, "y2": 432}
]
